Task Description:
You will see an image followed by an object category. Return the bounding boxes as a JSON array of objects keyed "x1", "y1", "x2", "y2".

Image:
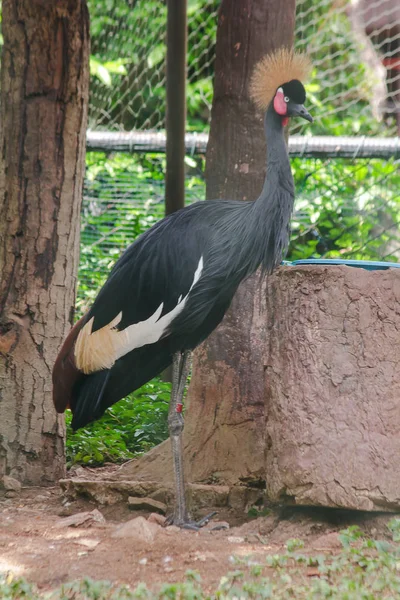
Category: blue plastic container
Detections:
[{"x1": 288, "y1": 258, "x2": 400, "y2": 271}]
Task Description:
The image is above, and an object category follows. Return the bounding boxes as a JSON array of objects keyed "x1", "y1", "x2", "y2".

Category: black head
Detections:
[
  {"x1": 273, "y1": 79, "x2": 313, "y2": 124},
  {"x1": 282, "y1": 80, "x2": 306, "y2": 104},
  {"x1": 250, "y1": 50, "x2": 313, "y2": 125}
]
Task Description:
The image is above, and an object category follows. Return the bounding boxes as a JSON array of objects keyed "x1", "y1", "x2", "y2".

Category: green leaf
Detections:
[
  {"x1": 184, "y1": 156, "x2": 197, "y2": 168},
  {"x1": 147, "y1": 44, "x2": 166, "y2": 68},
  {"x1": 90, "y1": 57, "x2": 112, "y2": 86}
]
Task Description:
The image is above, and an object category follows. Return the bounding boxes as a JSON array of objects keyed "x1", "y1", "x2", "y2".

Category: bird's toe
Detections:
[{"x1": 164, "y1": 510, "x2": 218, "y2": 531}]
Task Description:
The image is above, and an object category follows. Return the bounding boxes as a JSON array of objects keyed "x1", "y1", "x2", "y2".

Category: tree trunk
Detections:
[
  {"x1": 182, "y1": 0, "x2": 296, "y2": 485},
  {"x1": 0, "y1": 0, "x2": 89, "y2": 485},
  {"x1": 265, "y1": 265, "x2": 400, "y2": 512}
]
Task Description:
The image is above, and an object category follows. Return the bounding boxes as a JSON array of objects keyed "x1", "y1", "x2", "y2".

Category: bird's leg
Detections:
[
  {"x1": 167, "y1": 351, "x2": 216, "y2": 529},
  {"x1": 168, "y1": 350, "x2": 191, "y2": 526}
]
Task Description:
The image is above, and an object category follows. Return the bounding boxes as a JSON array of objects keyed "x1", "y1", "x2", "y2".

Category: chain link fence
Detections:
[
  {"x1": 295, "y1": 0, "x2": 399, "y2": 135},
  {"x1": 80, "y1": 0, "x2": 400, "y2": 312},
  {"x1": 87, "y1": 0, "x2": 399, "y2": 135},
  {"x1": 87, "y1": 0, "x2": 217, "y2": 132}
]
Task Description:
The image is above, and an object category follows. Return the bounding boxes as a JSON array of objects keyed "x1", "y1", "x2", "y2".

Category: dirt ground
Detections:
[{"x1": 0, "y1": 473, "x2": 396, "y2": 595}]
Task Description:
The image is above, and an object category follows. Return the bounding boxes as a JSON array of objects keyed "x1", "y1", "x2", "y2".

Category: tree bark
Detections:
[
  {"x1": 0, "y1": 0, "x2": 89, "y2": 485},
  {"x1": 182, "y1": 0, "x2": 296, "y2": 485}
]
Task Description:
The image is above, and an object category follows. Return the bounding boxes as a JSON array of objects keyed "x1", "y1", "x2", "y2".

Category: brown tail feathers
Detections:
[{"x1": 52, "y1": 315, "x2": 87, "y2": 413}]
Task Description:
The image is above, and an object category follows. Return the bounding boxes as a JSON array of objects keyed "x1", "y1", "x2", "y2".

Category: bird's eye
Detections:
[{"x1": 284, "y1": 96, "x2": 290, "y2": 103}]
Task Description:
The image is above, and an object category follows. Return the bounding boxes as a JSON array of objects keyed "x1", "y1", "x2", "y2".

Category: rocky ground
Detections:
[{"x1": 0, "y1": 468, "x2": 397, "y2": 596}]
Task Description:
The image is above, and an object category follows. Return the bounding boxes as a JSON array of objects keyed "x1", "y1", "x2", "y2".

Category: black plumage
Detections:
[
  {"x1": 53, "y1": 49, "x2": 313, "y2": 527},
  {"x1": 69, "y1": 157, "x2": 294, "y2": 429}
]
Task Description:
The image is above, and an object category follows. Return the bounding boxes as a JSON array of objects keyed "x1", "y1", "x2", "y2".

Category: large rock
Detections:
[
  {"x1": 54, "y1": 509, "x2": 105, "y2": 528},
  {"x1": 60, "y1": 478, "x2": 233, "y2": 511},
  {"x1": 265, "y1": 265, "x2": 400, "y2": 511},
  {"x1": 128, "y1": 496, "x2": 167, "y2": 514},
  {"x1": 112, "y1": 516, "x2": 159, "y2": 543},
  {"x1": 1, "y1": 475, "x2": 21, "y2": 492},
  {"x1": 60, "y1": 479, "x2": 163, "y2": 505}
]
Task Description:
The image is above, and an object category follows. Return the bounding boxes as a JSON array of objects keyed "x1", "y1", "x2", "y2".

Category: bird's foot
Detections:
[{"x1": 165, "y1": 511, "x2": 218, "y2": 531}]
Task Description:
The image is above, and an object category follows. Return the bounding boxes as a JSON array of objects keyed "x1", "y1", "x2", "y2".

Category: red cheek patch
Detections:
[{"x1": 273, "y1": 90, "x2": 287, "y2": 116}]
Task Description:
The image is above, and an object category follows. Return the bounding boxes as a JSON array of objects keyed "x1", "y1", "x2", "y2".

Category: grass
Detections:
[{"x1": 2, "y1": 522, "x2": 400, "y2": 598}]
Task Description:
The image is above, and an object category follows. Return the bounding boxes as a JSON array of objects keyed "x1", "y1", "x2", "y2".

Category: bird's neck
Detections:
[
  {"x1": 262, "y1": 103, "x2": 292, "y2": 193},
  {"x1": 249, "y1": 103, "x2": 295, "y2": 273}
]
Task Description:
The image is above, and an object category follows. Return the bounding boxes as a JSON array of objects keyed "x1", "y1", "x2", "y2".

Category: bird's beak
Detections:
[{"x1": 290, "y1": 103, "x2": 313, "y2": 123}]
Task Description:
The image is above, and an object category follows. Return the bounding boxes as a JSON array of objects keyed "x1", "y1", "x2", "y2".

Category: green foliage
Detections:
[
  {"x1": 0, "y1": 575, "x2": 36, "y2": 599},
  {"x1": 2, "y1": 0, "x2": 398, "y2": 135},
  {"x1": 247, "y1": 506, "x2": 271, "y2": 519},
  {"x1": 85, "y1": 0, "x2": 398, "y2": 136},
  {"x1": 87, "y1": 0, "x2": 217, "y2": 131},
  {"x1": 66, "y1": 378, "x2": 171, "y2": 467},
  {"x1": 387, "y1": 518, "x2": 400, "y2": 542},
  {"x1": 90, "y1": 57, "x2": 129, "y2": 87},
  {"x1": 78, "y1": 152, "x2": 167, "y2": 313},
  {"x1": 285, "y1": 538, "x2": 305, "y2": 553},
  {"x1": 288, "y1": 156, "x2": 400, "y2": 262},
  {"x1": 339, "y1": 525, "x2": 364, "y2": 548}
]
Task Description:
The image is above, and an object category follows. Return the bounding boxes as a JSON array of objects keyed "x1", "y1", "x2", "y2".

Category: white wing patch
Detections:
[{"x1": 75, "y1": 256, "x2": 204, "y2": 374}]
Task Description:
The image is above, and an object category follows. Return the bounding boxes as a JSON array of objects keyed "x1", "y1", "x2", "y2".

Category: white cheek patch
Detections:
[{"x1": 75, "y1": 256, "x2": 204, "y2": 374}]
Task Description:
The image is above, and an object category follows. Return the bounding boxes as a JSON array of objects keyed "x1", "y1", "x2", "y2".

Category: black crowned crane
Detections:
[{"x1": 53, "y1": 48, "x2": 313, "y2": 528}]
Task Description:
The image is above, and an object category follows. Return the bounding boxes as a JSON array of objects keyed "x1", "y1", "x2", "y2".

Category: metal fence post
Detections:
[{"x1": 165, "y1": 0, "x2": 187, "y2": 216}]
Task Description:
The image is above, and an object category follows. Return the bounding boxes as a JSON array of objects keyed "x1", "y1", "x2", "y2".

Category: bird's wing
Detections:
[
  {"x1": 53, "y1": 206, "x2": 207, "y2": 413},
  {"x1": 74, "y1": 210, "x2": 206, "y2": 375}
]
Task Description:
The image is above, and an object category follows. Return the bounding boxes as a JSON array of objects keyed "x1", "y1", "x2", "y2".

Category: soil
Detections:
[{"x1": 0, "y1": 470, "x2": 396, "y2": 595}]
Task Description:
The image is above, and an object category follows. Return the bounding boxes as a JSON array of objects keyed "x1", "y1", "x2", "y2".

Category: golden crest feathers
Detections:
[{"x1": 250, "y1": 48, "x2": 312, "y2": 110}]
